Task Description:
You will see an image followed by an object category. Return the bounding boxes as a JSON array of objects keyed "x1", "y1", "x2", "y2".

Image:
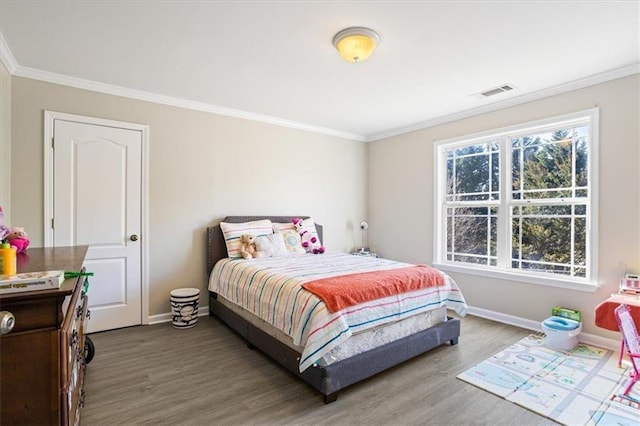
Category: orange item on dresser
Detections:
[{"x1": 0, "y1": 243, "x2": 17, "y2": 275}]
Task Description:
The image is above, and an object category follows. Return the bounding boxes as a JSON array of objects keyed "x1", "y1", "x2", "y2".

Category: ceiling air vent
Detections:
[{"x1": 480, "y1": 84, "x2": 514, "y2": 97}]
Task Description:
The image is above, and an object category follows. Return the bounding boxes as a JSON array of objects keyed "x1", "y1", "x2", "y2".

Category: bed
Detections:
[{"x1": 207, "y1": 215, "x2": 467, "y2": 403}]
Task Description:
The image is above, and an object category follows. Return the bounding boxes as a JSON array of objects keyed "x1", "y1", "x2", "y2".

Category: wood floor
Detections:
[{"x1": 81, "y1": 313, "x2": 557, "y2": 425}]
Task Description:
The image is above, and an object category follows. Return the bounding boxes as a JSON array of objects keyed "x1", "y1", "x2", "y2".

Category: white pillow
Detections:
[
  {"x1": 272, "y1": 222, "x2": 295, "y2": 232},
  {"x1": 220, "y1": 220, "x2": 273, "y2": 259},
  {"x1": 255, "y1": 233, "x2": 289, "y2": 257},
  {"x1": 279, "y1": 230, "x2": 306, "y2": 255}
]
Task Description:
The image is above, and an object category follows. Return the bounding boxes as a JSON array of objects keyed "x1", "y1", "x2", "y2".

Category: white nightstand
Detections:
[{"x1": 351, "y1": 248, "x2": 379, "y2": 258}]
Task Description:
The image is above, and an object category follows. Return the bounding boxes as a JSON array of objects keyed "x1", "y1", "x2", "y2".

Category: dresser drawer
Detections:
[
  {"x1": 68, "y1": 294, "x2": 88, "y2": 390},
  {"x1": 0, "y1": 329, "x2": 59, "y2": 424},
  {"x1": 63, "y1": 369, "x2": 84, "y2": 426},
  {"x1": 60, "y1": 275, "x2": 89, "y2": 425}
]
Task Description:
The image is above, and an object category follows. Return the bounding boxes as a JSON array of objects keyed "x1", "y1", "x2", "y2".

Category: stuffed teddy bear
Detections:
[
  {"x1": 239, "y1": 234, "x2": 264, "y2": 259},
  {"x1": 6, "y1": 226, "x2": 30, "y2": 254},
  {"x1": 292, "y1": 218, "x2": 325, "y2": 254}
]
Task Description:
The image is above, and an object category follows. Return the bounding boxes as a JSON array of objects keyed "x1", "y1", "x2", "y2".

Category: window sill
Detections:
[{"x1": 432, "y1": 262, "x2": 600, "y2": 293}]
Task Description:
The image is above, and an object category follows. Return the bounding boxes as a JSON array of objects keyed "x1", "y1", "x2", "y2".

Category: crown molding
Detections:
[
  {"x1": 0, "y1": 33, "x2": 17, "y2": 74},
  {"x1": 367, "y1": 63, "x2": 640, "y2": 142},
  {"x1": 0, "y1": 28, "x2": 363, "y2": 141},
  {"x1": 11, "y1": 65, "x2": 367, "y2": 142},
  {"x1": 2, "y1": 26, "x2": 636, "y2": 144}
]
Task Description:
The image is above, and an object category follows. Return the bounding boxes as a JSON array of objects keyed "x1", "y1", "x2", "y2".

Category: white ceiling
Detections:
[{"x1": 1, "y1": 1, "x2": 638, "y2": 141}]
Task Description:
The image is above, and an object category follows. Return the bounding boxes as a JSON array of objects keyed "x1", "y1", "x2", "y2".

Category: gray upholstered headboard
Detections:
[{"x1": 206, "y1": 216, "x2": 323, "y2": 275}]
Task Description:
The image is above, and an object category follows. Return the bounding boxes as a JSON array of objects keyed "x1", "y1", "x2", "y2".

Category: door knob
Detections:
[
  {"x1": 130, "y1": 234, "x2": 139, "y2": 242},
  {"x1": 0, "y1": 311, "x2": 15, "y2": 335}
]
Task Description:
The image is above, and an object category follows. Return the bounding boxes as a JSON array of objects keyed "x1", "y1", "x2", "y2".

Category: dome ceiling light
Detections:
[{"x1": 332, "y1": 27, "x2": 380, "y2": 63}]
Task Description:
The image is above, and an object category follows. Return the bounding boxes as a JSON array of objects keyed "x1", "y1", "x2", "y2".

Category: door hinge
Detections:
[
  {"x1": 51, "y1": 218, "x2": 54, "y2": 229},
  {"x1": 51, "y1": 137, "x2": 55, "y2": 149}
]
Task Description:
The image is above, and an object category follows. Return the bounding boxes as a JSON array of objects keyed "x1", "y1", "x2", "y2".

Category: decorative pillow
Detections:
[
  {"x1": 279, "y1": 230, "x2": 306, "y2": 255},
  {"x1": 296, "y1": 217, "x2": 322, "y2": 250},
  {"x1": 255, "y1": 233, "x2": 288, "y2": 257},
  {"x1": 220, "y1": 220, "x2": 273, "y2": 259},
  {"x1": 272, "y1": 222, "x2": 295, "y2": 233}
]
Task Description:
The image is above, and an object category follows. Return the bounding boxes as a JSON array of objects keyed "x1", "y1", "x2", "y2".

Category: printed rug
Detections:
[{"x1": 457, "y1": 334, "x2": 639, "y2": 425}]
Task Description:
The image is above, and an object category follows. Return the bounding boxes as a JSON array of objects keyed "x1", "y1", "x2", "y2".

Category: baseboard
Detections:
[
  {"x1": 148, "y1": 305, "x2": 210, "y2": 325},
  {"x1": 467, "y1": 306, "x2": 619, "y2": 351},
  {"x1": 147, "y1": 304, "x2": 618, "y2": 351}
]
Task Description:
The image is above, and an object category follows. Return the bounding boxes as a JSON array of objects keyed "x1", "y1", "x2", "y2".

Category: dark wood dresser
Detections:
[{"x1": 0, "y1": 246, "x2": 89, "y2": 425}]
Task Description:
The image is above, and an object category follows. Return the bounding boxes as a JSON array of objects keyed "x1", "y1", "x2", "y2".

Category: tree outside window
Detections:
[{"x1": 436, "y1": 110, "x2": 597, "y2": 284}]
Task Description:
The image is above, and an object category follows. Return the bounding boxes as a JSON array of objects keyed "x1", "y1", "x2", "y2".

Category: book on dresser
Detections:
[{"x1": 0, "y1": 270, "x2": 65, "y2": 294}]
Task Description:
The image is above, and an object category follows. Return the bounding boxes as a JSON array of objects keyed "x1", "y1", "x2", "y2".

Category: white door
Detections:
[{"x1": 45, "y1": 112, "x2": 146, "y2": 332}]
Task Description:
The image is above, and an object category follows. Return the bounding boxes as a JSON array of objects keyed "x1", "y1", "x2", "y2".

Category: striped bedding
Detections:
[{"x1": 208, "y1": 252, "x2": 467, "y2": 372}]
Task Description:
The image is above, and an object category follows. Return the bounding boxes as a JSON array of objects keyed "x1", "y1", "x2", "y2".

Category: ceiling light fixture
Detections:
[{"x1": 332, "y1": 27, "x2": 380, "y2": 63}]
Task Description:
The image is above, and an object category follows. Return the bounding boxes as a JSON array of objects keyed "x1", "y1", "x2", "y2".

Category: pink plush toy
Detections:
[
  {"x1": 292, "y1": 218, "x2": 325, "y2": 254},
  {"x1": 6, "y1": 227, "x2": 30, "y2": 253}
]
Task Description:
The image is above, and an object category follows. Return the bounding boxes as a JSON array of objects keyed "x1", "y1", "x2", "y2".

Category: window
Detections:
[{"x1": 434, "y1": 109, "x2": 598, "y2": 288}]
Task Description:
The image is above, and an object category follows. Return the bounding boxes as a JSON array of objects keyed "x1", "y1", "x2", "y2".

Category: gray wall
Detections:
[
  {"x1": 368, "y1": 74, "x2": 640, "y2": 340},
  {"x1": 10, "y1": 76, "x2": 368, "y2": 317},
  {"x1": 0, "y1": 61, "x2": 10, "y2": 223}
]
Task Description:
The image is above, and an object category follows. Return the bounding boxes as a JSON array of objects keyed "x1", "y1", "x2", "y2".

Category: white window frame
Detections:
[{"x1": 433, "y1": 108, "x2": 599, "y2": 292}]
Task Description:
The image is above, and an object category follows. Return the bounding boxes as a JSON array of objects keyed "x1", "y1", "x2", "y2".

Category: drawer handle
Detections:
[{"x1": 0, "y1": 311, "x2": 15, "y2": 335}]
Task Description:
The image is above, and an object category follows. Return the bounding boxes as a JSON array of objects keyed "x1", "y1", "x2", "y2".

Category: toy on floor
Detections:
[{"x1": 542, "y1": 307, "x2": 582, "y2": 351}]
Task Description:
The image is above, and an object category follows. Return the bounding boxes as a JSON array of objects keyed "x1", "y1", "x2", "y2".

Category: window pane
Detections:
[
  {"x1": 521, "y1": 205, "x2": 572, "y2": 216},
  {"x1": 455, "y1": 154, "x2": 489, "y2": 200},
  {"x1": 573, "y1": 267, "x2": 586, "y2": 278},
  {"x1": 446, "y1": 213, "x2": 453, "y2": 253},
  {"x1": 519, "y1": 217, "x2": 571, "y2": 261},
  {"x1": 453, "y1": 254, "x2": 487, "y2": 265},
  {"x1": 574, "y1": 217, "x2": 587, "y2": 269},
  {"x1": 490, "y1": 215, "x2": 497, "y2": 256},
  {"x1": 511, "y1": 205, "x2": 587, "y2": 277},
  {"x1": 574, "y1": 125, "x2": 589, "y2": 188},
  {"x1": 445, "y1": 142, "x2": 499, "y2": 202},
  {"x1": 446, "y1": 206, "x2": 497, "y2": 266},
  {"x1": 491, "y1": 152, "x2": 500, "y2": 200},
  {"x1": 446, "y1": 158, "x2": 454, "y2": 200},
  {"x1": 515, "y1": 260, "x2": 573, "y2": 276},
  {"x1": 511, "y1": 127, "x2": 589, "y2": 200},
  {"x1": 512, "y1": 148, "x2": 521, "y2": 199}
]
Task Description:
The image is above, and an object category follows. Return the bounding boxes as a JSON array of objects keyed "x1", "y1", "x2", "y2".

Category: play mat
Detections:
[{"x1": 457, "y1": 334, "x2": 639, "y2": 425}]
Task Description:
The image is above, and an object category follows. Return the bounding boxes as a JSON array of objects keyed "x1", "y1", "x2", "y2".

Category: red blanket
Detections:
[
  {"x1": 595, "y1": 295, "x2": 640, "y2": 331},
  {"x1": 302, "y1": 265, "x2": 445, "y2": 313}
]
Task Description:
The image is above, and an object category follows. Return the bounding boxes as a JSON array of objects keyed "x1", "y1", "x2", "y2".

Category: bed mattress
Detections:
[
  {"x1": 215, "y1": 295, "x2": 448, "y2": 366},
  {"x1": 209, "y1": 252, "x2": 467, "y2": 371}
]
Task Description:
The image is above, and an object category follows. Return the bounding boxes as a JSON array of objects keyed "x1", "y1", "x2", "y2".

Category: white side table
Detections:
[{"x1": 351, "y1": 249, "x2": 379, "y2": 258}]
